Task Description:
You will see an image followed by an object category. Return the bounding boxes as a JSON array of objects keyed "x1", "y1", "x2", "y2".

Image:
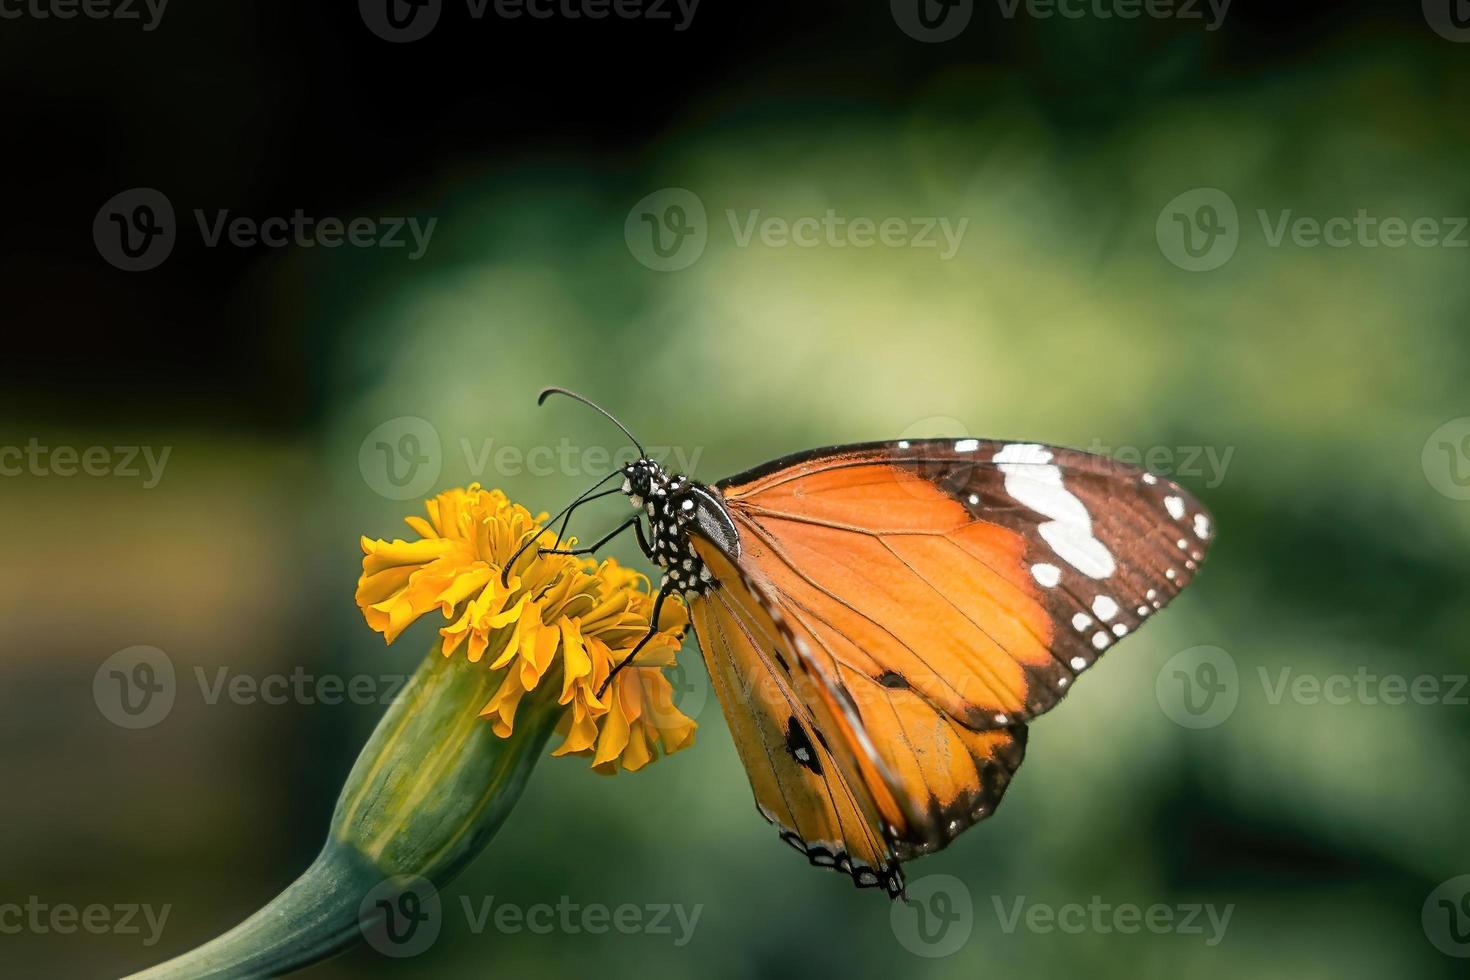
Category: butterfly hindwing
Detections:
[
  {"x1": 691, "y1": 537, "x2": 1031, "y2": 869},
  {"x1": 690, "y1": 573, "x2": 905, "y2": 894}
]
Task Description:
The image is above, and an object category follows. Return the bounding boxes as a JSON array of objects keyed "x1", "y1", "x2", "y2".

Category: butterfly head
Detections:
[
  {"x1": 618, "y1": 458, "x2": 740, "y2": 596},
  {"x1": 621, "y1": 457, "x2": 674, "y2": 509}
]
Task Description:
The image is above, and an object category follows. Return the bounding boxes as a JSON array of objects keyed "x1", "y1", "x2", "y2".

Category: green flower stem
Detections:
[{"x1": 125, "y1": 645, "x2": 561, "y2": 980}]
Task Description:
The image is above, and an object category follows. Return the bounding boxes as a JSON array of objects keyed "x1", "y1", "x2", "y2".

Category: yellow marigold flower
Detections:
[{"x1": 355, "y1": 484, "x2": 696, "y2": 772}]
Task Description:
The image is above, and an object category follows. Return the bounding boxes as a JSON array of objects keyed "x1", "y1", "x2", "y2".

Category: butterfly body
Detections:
[
  {"x1": 621, "y1": 458, "x2": 731, "y2": 597},
  {"x1": 589, "y1": 428, "x2": 1214, "y2": 898}
]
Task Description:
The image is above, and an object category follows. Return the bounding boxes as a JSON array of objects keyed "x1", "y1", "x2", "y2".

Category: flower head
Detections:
[{"x1": 355, "y1": 484, "x2": 695, "y2": 772}]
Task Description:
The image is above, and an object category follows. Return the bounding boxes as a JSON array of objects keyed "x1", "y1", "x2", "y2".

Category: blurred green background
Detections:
[{"x1": 3, "y1": 3, "x2": 1469, "y2": 978}]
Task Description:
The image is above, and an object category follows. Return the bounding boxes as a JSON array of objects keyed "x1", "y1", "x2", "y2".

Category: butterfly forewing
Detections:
[{"x1": 716, "y1": 439, "x2": 1214, "y2": 724}]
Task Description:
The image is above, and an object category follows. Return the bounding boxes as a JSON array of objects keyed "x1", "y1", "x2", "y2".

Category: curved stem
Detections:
[{"x1": 124, "y1": 647, "x2": 563, "y2": 980}]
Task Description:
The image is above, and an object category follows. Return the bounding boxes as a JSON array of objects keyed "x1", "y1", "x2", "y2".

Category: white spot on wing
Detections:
[
  {"x1": 1092, "y1": 595, "x2": 1118, "y2": 621},
  {"x1": 955, "y1": 438, "x2": 980, "y2": 452},
  {"x1": 1164, "y1": 495, "x2": 1185, "y2": 520},
  {"x1": 1091, "y1": 632, "x2": 1110, "y2": 651},
  {"x1": 1112, "y1": 623, "x2": 1128, "y2": 637},
  {"x1": 1039, "y1": 522, "x2": 1116, "y2": 579},
  {"x1": 994, "y1": 443, "x2": 1117, "y2": 580},
  {"x1": 1030, "y1": 563, "x2": 1061, "y2": 587},
  {"x1": 1071, "y1": 654, "x2": 1089, "y2": 669},
  {"x1": 1071, "y1": 612, "x2": 1092, "y2": 631},
  {"x1": 1194, "y1": 513, "x2": 1211, "y2": 539}
]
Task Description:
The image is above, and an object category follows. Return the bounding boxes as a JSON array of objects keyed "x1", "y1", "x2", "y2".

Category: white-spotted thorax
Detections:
[{"x1": 621, "y1": 457, "x2": 739, "y2": 599}]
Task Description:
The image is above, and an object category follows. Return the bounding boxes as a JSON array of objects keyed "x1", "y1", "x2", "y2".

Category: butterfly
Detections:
[{"x1": 531, "y1": 388, "x2": 1214, "y2": 898}]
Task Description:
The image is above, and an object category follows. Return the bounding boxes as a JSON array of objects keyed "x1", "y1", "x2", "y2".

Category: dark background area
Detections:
[{"x1": 0, "y1": 0, "x2": 1430, "y2": 428}]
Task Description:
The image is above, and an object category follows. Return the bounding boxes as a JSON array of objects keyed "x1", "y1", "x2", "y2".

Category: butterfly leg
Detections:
[
  {"x1": 539, "y1": 515, "x2": 642, "y2": 558},
  {"x1": 597, "y1": 578, "x2": 675, "y2": 698}
]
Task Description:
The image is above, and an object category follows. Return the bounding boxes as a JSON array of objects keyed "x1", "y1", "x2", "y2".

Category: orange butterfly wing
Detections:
[
  {"x1": 690, "y1": 566, "x2": 906, "y2": 893},
  {"x1": 687, "y1": 439, "x2": 1212, "y2": 880}
]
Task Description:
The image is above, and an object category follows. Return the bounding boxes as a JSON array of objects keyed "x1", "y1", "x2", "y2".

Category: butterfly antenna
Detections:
[{"x1": 537, "y1": 386, "x2": 646, "y2": 458}]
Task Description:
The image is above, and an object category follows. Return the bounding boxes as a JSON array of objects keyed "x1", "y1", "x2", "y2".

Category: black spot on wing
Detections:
[
  {"x1": 877, "y1": 670, "x2": 909, "y2": 690},
  {"x1": 784, "y1": 716, "x2": 823, "y2": 775}
]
